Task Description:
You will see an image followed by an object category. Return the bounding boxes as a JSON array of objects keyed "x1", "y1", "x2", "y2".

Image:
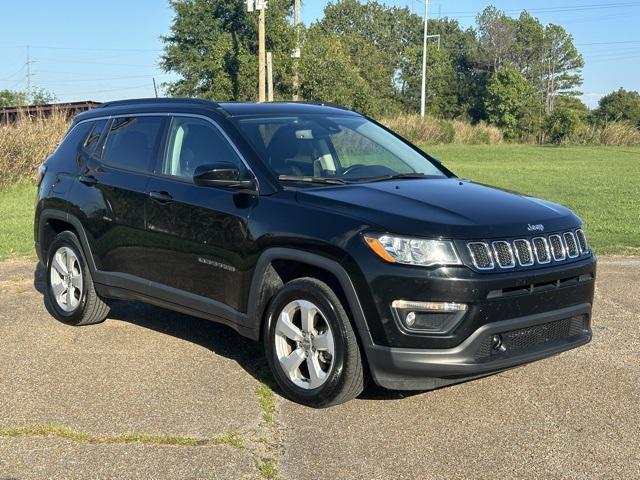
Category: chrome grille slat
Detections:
[
  {"x1": 467, "y1": 242, "x2": 494, "y2": 270},
  {"x1": 563, "y1": 232, "x2": 579, "y2": 258},
  {"x1": 532, "y1": 237, "x2": 551, "y2": 264},
  {"x1": 492, "y1": 241, "x2": 515, "y2": 268},
  {"x1": 576, "y1": 229, "x2": 589, "y2": 255},
  {"x1": 513, "y1": 239, "x2": 534, "y2": 266},
  {"x1": 549, "y1": 234, "x2": 566, "y2": 261}
]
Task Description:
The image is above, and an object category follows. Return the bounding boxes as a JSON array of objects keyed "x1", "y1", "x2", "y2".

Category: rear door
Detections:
[
  {"x1": 143, "y1": 115, "x2": 254, "y2": 312},
  {"x1": 75, "y1": 115, "x2": 168, "y2": 280}
]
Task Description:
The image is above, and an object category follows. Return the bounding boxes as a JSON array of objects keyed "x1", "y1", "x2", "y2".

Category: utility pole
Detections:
[
  {"x1": 420, "y1": 0, "x2": 428, "y2": 118},
  {"x1": 292, "y1": 0, "x2": 301, "y2": 100},
  {"x1": 26, "y1": 45, "x2": 32, "y2": 104},
  {"x1": 266, "y1": 52, "x2": 274, "y2": 101},
  {"x1": 258, "y1": 2, "x2": 267, "y2": 102}
]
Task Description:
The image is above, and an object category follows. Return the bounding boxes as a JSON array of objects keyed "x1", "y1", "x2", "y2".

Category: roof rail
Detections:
[{"x1": 95, "y1": 97, "x2": 219, "y2": 109}]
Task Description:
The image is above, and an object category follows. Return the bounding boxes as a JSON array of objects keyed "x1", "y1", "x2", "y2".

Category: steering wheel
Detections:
[
  {"x1": 341, "y1": 164, "x2": 367, "y2": 176},
  {"x1": 341, "y1": 164, "x2": 396, "y2": 179}
]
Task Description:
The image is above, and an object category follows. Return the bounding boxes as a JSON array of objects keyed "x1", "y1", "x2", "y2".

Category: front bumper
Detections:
[{"x1": 366, "y1": 303, "x2": 592, "y2": 390}]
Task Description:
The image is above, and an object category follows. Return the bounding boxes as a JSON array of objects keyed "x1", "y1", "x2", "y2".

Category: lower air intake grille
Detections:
[{"x1": 474, "y1": 314, "x2": 587, "y2": 361}]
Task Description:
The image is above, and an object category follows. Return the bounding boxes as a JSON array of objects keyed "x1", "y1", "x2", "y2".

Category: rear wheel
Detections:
[
  {"x1": 45, "y1": 231, "x2": 110, "y2": 326},
  {"x1": 264, "y1": 278, "x2": 367, "y2": 407}
]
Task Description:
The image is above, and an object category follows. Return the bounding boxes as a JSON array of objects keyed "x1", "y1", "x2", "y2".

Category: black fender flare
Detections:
[
  {"x1": 246, "y1": 247, "x2": 374, "y2": 350},
  {"x1": 38, "y1": 209, "x2": 98, "y2": 272}
]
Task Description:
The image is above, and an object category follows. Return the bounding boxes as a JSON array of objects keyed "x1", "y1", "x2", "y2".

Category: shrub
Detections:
[
  {"x1": 0, "y1": 110, "x2": 69, "y2": 186},
  {"x1": 382, "y1": 115, "x2": 503, "y2": 145},
  {"x1": 544, "y1": 107, "x2": 582, "y2": 144}
]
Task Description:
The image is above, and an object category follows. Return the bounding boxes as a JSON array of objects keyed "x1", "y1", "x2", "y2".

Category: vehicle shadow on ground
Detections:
[{"x1": 33, "y1": 262, "x2": 422, "y2": 403}]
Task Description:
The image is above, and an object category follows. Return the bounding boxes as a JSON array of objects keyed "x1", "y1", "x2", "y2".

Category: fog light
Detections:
[{"x1": 391, "y1": 300, "x2": 467, "y2": 333}]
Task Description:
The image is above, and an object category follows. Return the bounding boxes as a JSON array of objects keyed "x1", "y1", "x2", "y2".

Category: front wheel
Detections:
[{"x1": 264, "y1": 278, "x2": 367, "y2": 407}]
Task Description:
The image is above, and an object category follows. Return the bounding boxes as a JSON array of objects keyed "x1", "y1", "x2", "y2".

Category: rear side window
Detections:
[
  {"x1": 101, "y1": 116, "x2": 165, "y2": 172},
  {"x1": 82, "y1": 119, "x2": 108, "y2": 155}
]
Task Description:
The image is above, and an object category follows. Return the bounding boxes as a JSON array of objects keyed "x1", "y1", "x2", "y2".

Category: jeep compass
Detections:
[{"x1": 35, "y1": 99, "x2": 595, "y2": 407}]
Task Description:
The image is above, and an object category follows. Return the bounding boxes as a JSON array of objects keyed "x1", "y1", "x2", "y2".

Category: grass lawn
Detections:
[
  {"x1": 0, "y1": 183, "x2": 36, "y2": 261},
  {"x1": 425, "y1": 144, "x2": 640, "y2": 256},
  {"x1": 0, "y1": 145, "x2": 638, "y2": 260}
]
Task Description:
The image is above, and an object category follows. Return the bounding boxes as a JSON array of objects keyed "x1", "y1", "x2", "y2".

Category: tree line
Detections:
[{"x1": 161, "y1": 0, "x2": 640, "y2": 144}]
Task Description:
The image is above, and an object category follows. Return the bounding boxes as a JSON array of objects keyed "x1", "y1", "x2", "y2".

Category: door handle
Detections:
[
  {"x1": 79, "y1": 175, "x2": 98, "y2": 186},
  {"x1": 149, "y1": 191, "x2": 174, "y2": 203}
]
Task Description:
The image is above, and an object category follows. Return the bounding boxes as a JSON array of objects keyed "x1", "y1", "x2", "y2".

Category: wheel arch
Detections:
[
  {"x1": 38, "y1": 209, "x2": 96, "y2": 272},
  {"x1": 247, "y1": 248, "x2": 374, "y2": 350}
]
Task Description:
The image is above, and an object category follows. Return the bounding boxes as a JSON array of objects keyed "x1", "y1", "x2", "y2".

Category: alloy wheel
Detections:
[
  {"x1": 49, "y1": 246, "x2": 83, "y2": 312},
  {"x1": 274, "y1": 299, "x2": 335, "y2": 390}
]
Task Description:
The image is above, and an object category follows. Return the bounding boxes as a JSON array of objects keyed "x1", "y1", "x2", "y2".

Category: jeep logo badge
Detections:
[{"x1": 527, "y1": 223, "x2": 544, "y2": 232}]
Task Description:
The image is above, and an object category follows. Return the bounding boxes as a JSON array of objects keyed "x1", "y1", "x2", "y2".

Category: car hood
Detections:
[{"x1": 295, "y1": 178, "x2": 581, "y2": 239}]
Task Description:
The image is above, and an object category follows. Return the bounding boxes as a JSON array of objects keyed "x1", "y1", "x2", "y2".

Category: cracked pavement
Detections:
[{"x1": 0, "y1": 258, "x2": 638, "y2": 479}]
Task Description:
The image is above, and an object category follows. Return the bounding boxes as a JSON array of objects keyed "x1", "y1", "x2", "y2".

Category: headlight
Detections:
[{"x1": 363, "y1": 234, "x2": 461, "y2": 267}]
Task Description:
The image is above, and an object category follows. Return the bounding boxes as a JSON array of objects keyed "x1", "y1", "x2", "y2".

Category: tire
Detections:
[
  {"x1": 44, "y1": 231, "x2": 110, "y2": 326},
  {"x1": 264, "y1": 277, "x2": 368, "y2": 407}
]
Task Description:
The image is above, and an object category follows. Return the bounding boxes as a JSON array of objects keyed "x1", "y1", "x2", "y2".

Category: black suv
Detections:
[{"x1": 35, "y1": 98, "x2": 595, "y2": 407}]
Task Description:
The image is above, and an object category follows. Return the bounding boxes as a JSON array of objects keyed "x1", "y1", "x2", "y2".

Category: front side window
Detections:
[
  {"x1": 162, "y1": 116, "x2": 244, "y2": 179},
  {"x1": 234, "y1": 115, "x2": 448, "y2": 183},
  {"x1": 101, "y1": 116, "x2": 165, "y2": 172}
]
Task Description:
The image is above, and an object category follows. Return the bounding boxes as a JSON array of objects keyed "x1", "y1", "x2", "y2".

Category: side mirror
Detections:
[{"x1": 193, "y1": 163, "x2": 257, "y2": 192}]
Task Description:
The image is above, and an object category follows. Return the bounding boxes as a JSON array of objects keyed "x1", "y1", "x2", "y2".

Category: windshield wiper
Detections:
[
  {"x1": 358, "y1": 173, "x2": 429, "y2": 183},
  {"x1": 278, "y1": 175, "x2": 348, "y2": 185}
]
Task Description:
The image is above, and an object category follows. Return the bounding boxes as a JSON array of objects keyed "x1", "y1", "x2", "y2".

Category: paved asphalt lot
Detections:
[{"x1": 0, "y1": 258, "x2": 638, "y2": 479}]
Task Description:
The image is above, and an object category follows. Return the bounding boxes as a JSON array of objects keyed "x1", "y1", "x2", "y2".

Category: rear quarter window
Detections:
[
  {"x1": 101, "y1": 116, "x2": 166, "y2": 172},
  {"x1": 48, "y1": 122, "x2": 93, "y2": 173}
]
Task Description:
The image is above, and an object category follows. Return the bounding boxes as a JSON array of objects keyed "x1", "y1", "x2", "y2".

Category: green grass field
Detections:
[
  {"x1": 0, "y1": 145, "x2": 638, "y2": 260},
  {"x1": 425, "y1": 145, "x2": 640, "y2": 255},
  {"x1": 0, "y1": 183, "x2": 36, "y2": 260}
]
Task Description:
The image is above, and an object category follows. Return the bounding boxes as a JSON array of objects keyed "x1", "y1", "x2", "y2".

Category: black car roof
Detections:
[{"x1": 74, "y1": 98, "x2": 360, "y2": 123}]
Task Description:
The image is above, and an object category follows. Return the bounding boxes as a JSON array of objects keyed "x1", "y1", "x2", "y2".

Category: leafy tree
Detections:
[
  {"x1": 544, "y1": 107, "x2": 581, "y2": 144},
  {"x1": 401, "y1": 44, "x2": 458, "y2": 118},
  {"x1": 0, "y1": 90, "x2": 28, "y2": 108},
  {"x1": 0, "y1": 89, "x2": 56, "y2": 107},
  {"x1": 31, "y1": 88, "x2": 57, "y2": 105},
  {"x1": 476, "y1": 6, "x2": 516, "y2": 73},
  {"x1": 541, "y1": 24, "x2": 584, "y2": 113},
  {"x1": 298, "y1": 27, "x2": 372, "y2": 114},
  {"x1": 594, "y1": 88, "x2": 640, "y2": 126},
  {"x1": 161, "y1": 0, "x2": 295, "y2": 101},
  {"x1": 484, "y1": 68, "x2": 539, "y2": 140}
]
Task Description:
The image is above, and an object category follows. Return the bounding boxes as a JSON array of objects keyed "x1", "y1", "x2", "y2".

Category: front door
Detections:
[{"x1": 143, "y1": 115, "x2": 254, "y2": 312}]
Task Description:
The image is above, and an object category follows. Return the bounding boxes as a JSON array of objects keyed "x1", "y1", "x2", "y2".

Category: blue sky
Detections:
[{"x1": 0, "y1": 1, "x2": 638, "y2": 108}]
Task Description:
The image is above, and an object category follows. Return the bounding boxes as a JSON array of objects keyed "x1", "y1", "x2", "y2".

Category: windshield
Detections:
[{"x1": 234, "y1": 114, "x2": 448, "y2": 183}]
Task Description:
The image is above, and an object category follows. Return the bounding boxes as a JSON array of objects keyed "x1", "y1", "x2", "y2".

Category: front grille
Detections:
[
  {"x1": 549, "y1": 234, "x2": 566, "y2": 261},
  {"x1": 474, "y1": 314, "x2": 588, "y2": 361},
  {"x1": 466, "y1": 229, "x2": 590, "y2": 271},
  {"x1": 532, "y1": 237, "x2": 551, "y2": 264},
  {"x1": 563, "y1": 232, "x2": 579, "y2": 258},
  {"x1": 492, "y1": 241, "x2": 515, "y2": 268},
  {"x1": 576, "y1": 229, "x2": 589, "y2": 254},
  {"x1": 513, "y1": 239, "x2": 534, "y2": 266},
  {"x1": 467, "y1": 242, "x2": 494, "y2": 270}
]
